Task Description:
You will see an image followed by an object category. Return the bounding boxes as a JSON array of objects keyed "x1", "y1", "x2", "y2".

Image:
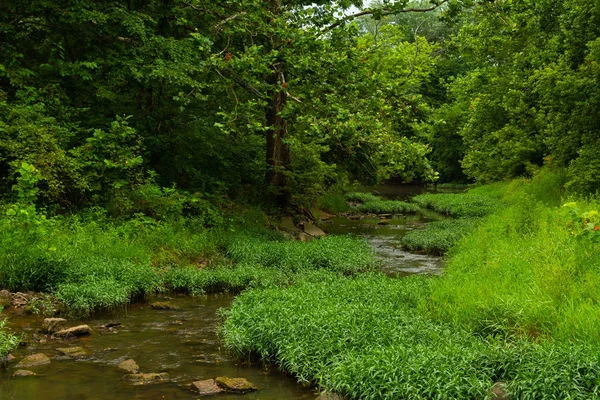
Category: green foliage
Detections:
[
  {"x1": 343, "y1": 192, "x2": 380, "y2": 204},
  {"x1": 0, "y1": 316, "x2": 19, "y2": 359},
  {"x1": 223, "y1": 274, "x2": 600, "y2": 399},
  {"x1": 226, "y1": 235, "x2": 376, "y2": 275},
  {"x1": 412, "y1": 182, "x2": 506, "y2": 217},
  {"x1": 0, "y1": 208, "x2": 375, "y2": 314},
  {"x1": 401, "y1": 217, "x2": 479, "y2": 255},
  {"x1": 428, "y1": 174, "x2": 600, "y2": 342},
  {"x1": 317, "y1": 193, "x2": 350, "y2": 214},
  {"x1": 354, "y1": 200, "x2": 421, "y2": 214}
]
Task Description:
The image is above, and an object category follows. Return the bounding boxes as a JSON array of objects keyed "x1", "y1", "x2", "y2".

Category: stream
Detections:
[{"x1": 0, "y1": 187, "x2": 444, "y2": 400}]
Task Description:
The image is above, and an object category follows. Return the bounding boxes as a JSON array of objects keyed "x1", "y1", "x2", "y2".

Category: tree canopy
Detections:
[{"x1": 1, "y1": 0, "x2": 599, "y2": 215}]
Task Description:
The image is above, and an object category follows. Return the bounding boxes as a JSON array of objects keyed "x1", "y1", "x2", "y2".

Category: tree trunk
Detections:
[{"x1": 265, "y1": 64, "x2": 291, "y2": 208}]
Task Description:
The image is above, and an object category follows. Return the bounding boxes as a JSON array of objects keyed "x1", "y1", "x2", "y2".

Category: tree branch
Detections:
[
  {"x1": 214, "y1": 12, "x2": 247, "y2": 32},
  {"x1": 319, "y1": 0, "x2": 450, "y2": 36}
]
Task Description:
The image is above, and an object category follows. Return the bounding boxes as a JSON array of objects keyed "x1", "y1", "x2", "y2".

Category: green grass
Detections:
[
  {"x1": 353, "y1": 200, "x2": 421, "y2": 214},
  {"x1": 0, "y1": 212, "x2": 375, "y2": 316},
  {"x1": 222, "y1": 169, "x2": 600, "y2": 398},
  {"x1": 0, "y1": 313, "x2": 19, "y2": 359},
  {"x1": 412, "y1": 182, "x2": 508, "y2": 217},
  {"x1": 318, "y1": 193, "x2": 350, "y2": 214},
  {"x1": 401, "y1": 218, "x2": 479, "y2": 255},
  {"x1": 223, "y1": 274, "x2": 600, "y2": 399},
  {"x1": 343, "y1": 192, "x2": 380, "y2": 204}
]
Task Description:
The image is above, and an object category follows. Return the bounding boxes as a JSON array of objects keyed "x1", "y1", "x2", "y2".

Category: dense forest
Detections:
[
  {"x1": 2, "y1": 1, "x2": 600, "y2": 399},
  {"x1": 1, "y1": 0, "x2": 598, "y2": 216}
]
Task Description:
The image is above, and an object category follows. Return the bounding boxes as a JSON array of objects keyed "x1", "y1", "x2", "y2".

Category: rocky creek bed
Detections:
[{"x1": 1, "y1": 294, "x2": 317, "y2": 400}]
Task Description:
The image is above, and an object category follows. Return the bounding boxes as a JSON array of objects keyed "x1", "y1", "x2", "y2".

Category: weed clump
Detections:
[
  {"x1": 354, "y1": 200, "x2": 421, "y2": 214},
  {"x1": 401, "y1": 218, "x2": 479, "y2": 255},
  {"x1": 343, "y1": 192, "x2": 380, "y2": 204}
]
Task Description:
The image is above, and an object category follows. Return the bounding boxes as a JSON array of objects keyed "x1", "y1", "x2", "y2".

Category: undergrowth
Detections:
[
  {"x1": 354, "y1": 200, "x2": 421, "y2": 214},
  {"x1": 0, "y1": 210, "x2": 375, "y2": 316},
  {"x1": 0, "y1": 314, "x2": 19, "y2": 359},
  {"x1": 412, "y1": 182, "x2": 507, "y2": 217},
  {"x1": 223, "y1": 169, "x2": 600, "y2": 398},
  {"x1": 401, "y1": 218, "x2": 479, "y2": 255},
  {"x1": 223, "y1": 274, "x2": 600, "y2": 399}
]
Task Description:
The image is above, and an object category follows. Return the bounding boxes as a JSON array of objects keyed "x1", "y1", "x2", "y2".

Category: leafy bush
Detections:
[{"x1": 401, "y1": 218, "x2": 479, "y2": 255}]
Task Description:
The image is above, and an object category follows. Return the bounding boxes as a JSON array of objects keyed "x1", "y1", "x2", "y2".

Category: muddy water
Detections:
[
  {"x1": 0, "y1": 294, "x2": 316, "y2": 400},
  {"x1": 323, "y1": 211, "x2": 444, "y2": 277}
]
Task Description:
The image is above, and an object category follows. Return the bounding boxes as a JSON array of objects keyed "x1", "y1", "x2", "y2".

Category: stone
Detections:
[
  {"x1": 377, "y1": 220, "x2": 390, "y2": 225},
  {"x1": 122, "y1": 373, "x2": 169, "y2": 385},
  {"x1": 56, "y1": 346, "x2": 89, "y2": 359},
  {"x1": 215, "y1": 376, "x2": 258, "y2": 393},
  {"x1": 13, "y1": 369, "x2": 36, "y2": 377},
  {"x1": 491, "y1": 382, "x2": 513, "y2": 400},
  {"x1": 303, "y1": 223, "x2": 326, "y2": 237},
  {"x1": 280, "y1": 216, "x2": 296, "y2": 231},
  {"x1": 42, "y1": 318, "x2": 68, "y2": 334},
  {"x1": 0, "y1": 290, "x2": 11, "y2": 307},
  {"x1": 54, "y1": 324, "x2": 91, "y2": 338},
  {"x1": 15, "y1": 353, "x2": 51, "y2": 368},
  {"x1": 12, "y1": 292, "x2": 29, "y2": 307},
  {"x1": 150, "y1": 302, "x2": 178, "y2": 310},
  {"x1": 316, "y1": 393, "x2": 345, "y2": 400},
  {"x1": 379, "y1": 214, "x2": 393, "y2": 219},
  {"x1": 297, "y1": 232, "x2": 312, "y2": 242},
  {"x1": 190, "y1": 379, "x2": 223, "y2": 396},
  {"x1": 117, "y1": 359, "x2": 140, "y2": 374}
]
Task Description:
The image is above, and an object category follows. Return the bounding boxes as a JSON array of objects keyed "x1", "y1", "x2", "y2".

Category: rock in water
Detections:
[
  {"x1": 15, "y1": 353, "x2": 51, "y2": 368},
  {"x1": 13, "y1": 369, "x2": 37, "y2": 377},
  {"x1": 117, "y1": 359, "x2": 140, "y2": 374},
  {"x1": 0, "y1": 290, "x2": 11, "y2": 307},
  {"x1": 56, "y1": 347, "x2": 89, "y2": 359},
  {"x1": 304, "y1": 223, "x2": 326, "y2": 237},
  {"x1": 122, "y1": 373, "x2": 169, "y2": 385},
  {"x1": 215, "y1": 376, "x2": 258, "y2": 393},
  {"x1": 54, "y1": 325, "x2": 91, "y2": 338},
  {"x1": 190, "y1": 379, "x2": 223, "y2": 396},
  {"x1": 150, "y1": 302, "x2": 178, "y2": 310},
  {"x1": 42, "y1": 318, "x2": 68, "y2": 334}
]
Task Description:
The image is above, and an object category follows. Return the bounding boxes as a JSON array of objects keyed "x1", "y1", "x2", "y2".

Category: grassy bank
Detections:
[
  {"x1": 400, "y1": 182, "x2": 509, "y2": 255},
  {"x1": 0, "y1": 210, "x2": 375, "y2": 316},
  {"x1": 223, "y1": 170, "x2": 600, "y2": 398}
]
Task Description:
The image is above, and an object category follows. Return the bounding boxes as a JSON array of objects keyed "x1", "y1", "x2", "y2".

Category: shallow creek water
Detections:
[
  {"x1": 1, "y1": 295, "x2": 316, "y2": 400},
  {"x1": 1, "y1": 187, "x2": 445, "y2": 399}
]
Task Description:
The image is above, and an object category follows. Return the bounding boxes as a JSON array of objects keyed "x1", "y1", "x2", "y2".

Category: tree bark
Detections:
[{"x1": 265, "y1": 64, "x2": 290, "y2": 208}]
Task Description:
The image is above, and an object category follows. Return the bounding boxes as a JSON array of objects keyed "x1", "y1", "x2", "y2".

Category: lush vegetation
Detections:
[
  {"x1": 0, "y1": 209, "x2": 375, "y2": 316},
  {"x1": 223, "y1": 171, "x2": 600, "y2": 398},
  {"x1": 224, "y1": 273, "x2": 600, "y2": 399},
  {"x1": 401, "y1": 217, "x2": 479, "y2": 255},
  {"x1": 0, "y1": 314, "x2": 19, "y2": 359},
  {"x1": 3, "y1": 0, "x2": 600, "y2": 395}
]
